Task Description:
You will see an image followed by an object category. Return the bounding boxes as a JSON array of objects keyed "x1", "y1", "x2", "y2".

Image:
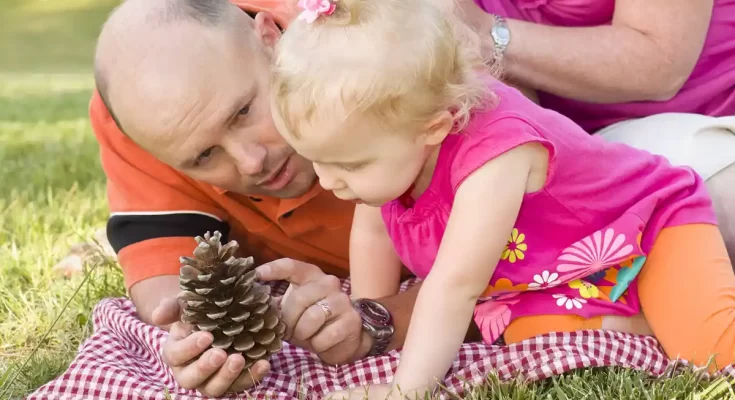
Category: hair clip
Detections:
[{"x1": 297, "y1": 0, "x2": 337, "y2": 23}]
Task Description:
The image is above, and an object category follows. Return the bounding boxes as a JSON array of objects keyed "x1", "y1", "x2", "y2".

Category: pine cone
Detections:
[{"x1": 178, "y1": 231, "x2": 285, "y2": 368}]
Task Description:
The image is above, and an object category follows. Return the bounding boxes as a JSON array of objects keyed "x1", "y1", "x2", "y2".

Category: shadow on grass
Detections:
[{"x1": 0, "y1": 89, "x2": 94, "y2": 123}]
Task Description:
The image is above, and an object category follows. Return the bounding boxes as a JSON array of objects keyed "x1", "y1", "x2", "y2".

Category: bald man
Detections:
[{"x1": 91, "y1": 0, "x2": 450, "y2": 396}]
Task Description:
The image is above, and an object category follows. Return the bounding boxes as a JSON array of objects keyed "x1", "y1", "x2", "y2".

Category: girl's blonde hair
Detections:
[{"x1": 271, "y1": 0, "x2": 495, "y2": 138}]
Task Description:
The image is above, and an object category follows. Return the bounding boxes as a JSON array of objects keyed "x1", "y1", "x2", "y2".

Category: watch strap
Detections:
[
  {"x1": 490, "y1": 14, "x2": 510, "y2": 61},
  {"x1": 362, "y1": 320, "x2": 393, "y2": 356}
]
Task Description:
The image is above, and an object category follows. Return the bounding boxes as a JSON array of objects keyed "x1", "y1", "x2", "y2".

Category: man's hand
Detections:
[
  {"x1": 152, "y1": 294, "x2": 270, "y2": 396},
  {"x1": 256, "y1": 259, "x2": 371, "y2": 365}
]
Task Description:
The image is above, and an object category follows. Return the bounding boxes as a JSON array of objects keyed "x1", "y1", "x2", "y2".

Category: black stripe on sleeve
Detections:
[{"x1": 107, "y1": 213, "x2": 230, "y2": 253}]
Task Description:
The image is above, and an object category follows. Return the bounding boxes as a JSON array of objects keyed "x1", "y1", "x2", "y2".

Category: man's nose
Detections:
[{"x1": 230, "y1": 143, "x2": 267, "y2": 176}]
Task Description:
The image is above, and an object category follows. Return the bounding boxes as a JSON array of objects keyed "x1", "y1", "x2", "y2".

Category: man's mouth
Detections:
[{"x1": 258, "y1": 156, "x2": 295, "y2": 191}]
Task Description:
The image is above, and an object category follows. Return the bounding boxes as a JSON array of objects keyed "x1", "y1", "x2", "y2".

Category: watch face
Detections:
[
  {"x1": 356, "y1": 300, "x2": 391, "y2": 327},
  {"x1": 494, "y1": 26, "x2": 510, "y2": 47}
]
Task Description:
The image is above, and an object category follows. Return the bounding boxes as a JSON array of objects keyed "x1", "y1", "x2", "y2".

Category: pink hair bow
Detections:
[{"x1": 297, "y1": 0, "x2": 337, "y2": 23}]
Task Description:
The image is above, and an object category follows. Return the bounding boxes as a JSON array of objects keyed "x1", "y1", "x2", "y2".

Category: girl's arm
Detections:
[
  {"x1": 389, "y1": 143, "x2": 538, "y2": 397},
  {"x1": 462, "y1": 0, "x2": 713, "y2": 103},
  {"x1": 349, "y1": 204, "x2": 402, "y2": 300}
]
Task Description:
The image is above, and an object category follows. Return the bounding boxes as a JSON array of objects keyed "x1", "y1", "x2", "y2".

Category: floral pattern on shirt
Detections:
[
  {"x1": 555, "y1": 228, "x2": 635, "y2": 282},
  {"x1": 569, "y1": 279, "x2": 600, "y2": 299},
  {"x1": 501, "y1": 228, "x2": 527, "y2": 263}
]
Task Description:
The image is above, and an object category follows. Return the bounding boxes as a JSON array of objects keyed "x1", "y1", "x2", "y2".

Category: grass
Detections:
[
  {"x1": 0, "y1": 0, "x2": 731, "y2": 399},
  {"x1": 0, "y1": 0, "x2": 125, "y2": 397}
]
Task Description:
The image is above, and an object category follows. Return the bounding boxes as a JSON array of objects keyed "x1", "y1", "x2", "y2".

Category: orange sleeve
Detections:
[{"x1": 89, "y1": 91, "x2": 230, "y2": 290}]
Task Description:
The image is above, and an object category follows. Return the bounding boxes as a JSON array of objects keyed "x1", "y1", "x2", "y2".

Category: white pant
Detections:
[{"x1": 596, "y1": 113, "x2": 735, "y2": 180}]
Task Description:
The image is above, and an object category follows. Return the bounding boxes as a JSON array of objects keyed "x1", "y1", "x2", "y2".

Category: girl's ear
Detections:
[{"x1": 422, "y1": 110, "x2": 454, "y2": 146}]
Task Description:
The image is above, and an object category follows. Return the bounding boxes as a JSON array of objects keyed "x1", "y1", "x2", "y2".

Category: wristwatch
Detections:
[
  {"x1": 353, "y1": 298, "x2": 394, "y2": 356},
  {"x1": 490, "y1": 14, "x2": 511, "y2": 60}
]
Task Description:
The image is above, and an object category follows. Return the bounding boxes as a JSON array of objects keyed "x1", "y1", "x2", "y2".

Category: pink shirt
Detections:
[
  {"x1": 473, "y1": 0, "x2": 735, "y2": 132},
  {"x1": 380, "y1": 80, "x2": 717, "y2": 344}
]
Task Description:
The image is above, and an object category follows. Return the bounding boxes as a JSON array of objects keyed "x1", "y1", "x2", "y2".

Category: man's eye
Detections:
[{"x1": 193, "y1": 147, "x2": 214, "y2": 166}]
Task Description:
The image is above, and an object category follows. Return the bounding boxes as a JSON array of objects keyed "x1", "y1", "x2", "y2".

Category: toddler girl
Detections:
[{"x1": 270, "y1": 0, "x2": 735, "y2": 397}]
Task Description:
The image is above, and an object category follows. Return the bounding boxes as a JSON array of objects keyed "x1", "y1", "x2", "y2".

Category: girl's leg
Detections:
[
  {"x1": 504, "y1": 314, "x2": 602, "y2": 342},
  {"x1": 637, "y1": 223, "x2": 735, "y2": 369},
  {"x1": 596, "y1": 113, "x2": 735, "y2": 267},
  {"x1": 505, "y1": 224, "x2": 735, "y2": 370},
  {"x1": 504, "y1": 313, "x2": 653, "y2": 343}
]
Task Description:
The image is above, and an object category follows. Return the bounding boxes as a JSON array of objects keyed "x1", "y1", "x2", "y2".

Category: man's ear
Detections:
[
  {"x1": 253, "y1": 12, "x2": 281, "y2": 50},
  {"x1": 422, "y1": 110, "x2": 454, "y2": 146}
]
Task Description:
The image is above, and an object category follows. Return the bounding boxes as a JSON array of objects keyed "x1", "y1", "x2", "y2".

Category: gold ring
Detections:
[{"x1": 316, "y1": 300, "x2": 332, "y2": 320}]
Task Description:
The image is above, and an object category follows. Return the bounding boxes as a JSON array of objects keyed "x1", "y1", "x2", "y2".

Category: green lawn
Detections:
[
  {"x1": 0, "y1": 0, "x2": 731, "y2": 399},
  {"x1": 0, "y1": 0, "x2": 125, "y2": 397}
]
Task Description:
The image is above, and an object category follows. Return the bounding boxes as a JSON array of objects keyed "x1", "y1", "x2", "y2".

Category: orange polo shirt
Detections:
[{"x1": 91, "y1": 1, "x2": 358, "y2": 290}]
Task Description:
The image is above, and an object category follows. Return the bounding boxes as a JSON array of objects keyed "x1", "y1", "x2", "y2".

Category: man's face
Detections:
[{"x1": 114, "y1": 15, "x2": 317, "y2": 198}]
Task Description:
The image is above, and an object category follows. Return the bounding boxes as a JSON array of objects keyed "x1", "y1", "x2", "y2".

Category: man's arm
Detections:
[
  {"x1": 256, "y1": 260, "x2": 483, "y2": 366},
  {"x1": 130, "y1": 275, "x2": 181, "y2": 327}
]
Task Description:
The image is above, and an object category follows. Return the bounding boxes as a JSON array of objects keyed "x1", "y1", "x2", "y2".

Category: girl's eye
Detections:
[
  {"x1": 238, "y1": 105, "x2": 250, "y2": 116},
  {"x1": 339, "y1": 163, "x2": 363, "y2": 172}
]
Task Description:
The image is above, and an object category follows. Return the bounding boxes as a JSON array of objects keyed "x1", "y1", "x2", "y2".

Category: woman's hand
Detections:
[{"x1": 450, "y1": 0, "x2": 714, "y2": 103}]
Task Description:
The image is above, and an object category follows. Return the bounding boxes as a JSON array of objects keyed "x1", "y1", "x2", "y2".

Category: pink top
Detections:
[
  {"x1": 473, "y1": 0, "x2": 735, "y2": 132},
  {"x1": 380, "y1": 80, "x2": 717, "y2": 344}
]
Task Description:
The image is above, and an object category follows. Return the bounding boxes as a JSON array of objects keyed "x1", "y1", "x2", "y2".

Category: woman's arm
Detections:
[
  {"x1": 464, "y1": 0, "x2": 713, "y2": 103},
  {"x1": 349, "y1": 204, "x2": 402, "y2": 299},
  {"x1": 389, "y1": 143, "x2": 536, "y2": 396}
]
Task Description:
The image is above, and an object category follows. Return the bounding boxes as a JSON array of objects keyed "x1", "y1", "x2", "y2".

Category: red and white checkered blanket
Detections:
[{"x1": 27, "y1": 280, "x2": 735, "y2": 400}]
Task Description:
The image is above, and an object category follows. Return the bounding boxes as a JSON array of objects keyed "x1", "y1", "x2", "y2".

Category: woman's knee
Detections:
[{"x1": 706, "y1": 162, "x2": 735, "y2": 263}]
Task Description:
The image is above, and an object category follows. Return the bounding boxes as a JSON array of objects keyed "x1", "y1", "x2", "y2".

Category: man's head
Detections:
[{"x1": 94, "y1": 0, "x2": 317, "y2": 198}]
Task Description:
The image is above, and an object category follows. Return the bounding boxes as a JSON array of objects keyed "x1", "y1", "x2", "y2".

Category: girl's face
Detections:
[{"x1": 281, "y1": 114, "x2": 448, "y2": 207}]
